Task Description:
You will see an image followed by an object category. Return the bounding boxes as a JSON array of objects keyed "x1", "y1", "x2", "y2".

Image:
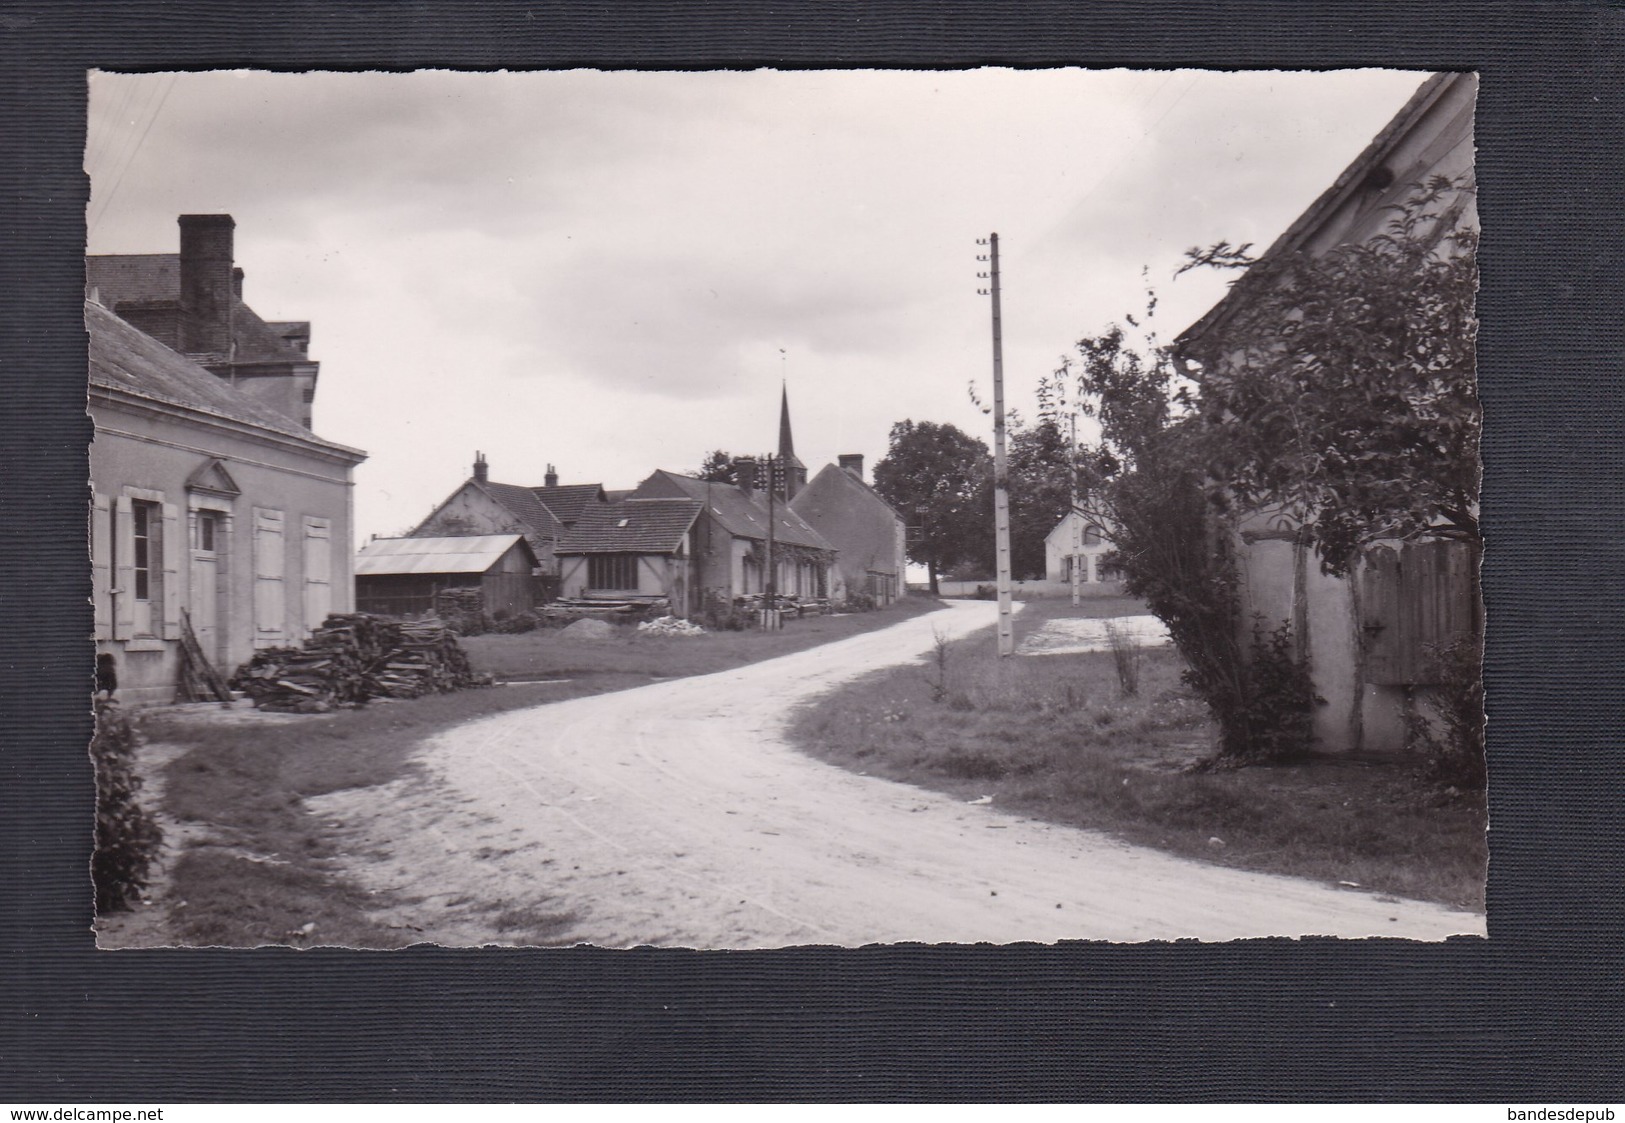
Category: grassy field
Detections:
[
  {"x1": 789, "y1": 597, "x2": 1488, "y2": 911},
  {"x1": 461, "y1": 595, "x2": 941, "y2": 682},
  {"x1": 136, "y1": 597, "x2": 940, "y2": 946}
]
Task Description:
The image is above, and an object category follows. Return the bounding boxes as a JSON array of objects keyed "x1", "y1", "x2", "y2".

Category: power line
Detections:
[{"x1": 89, "y1": 73, "x2": 179, "y2": 237}]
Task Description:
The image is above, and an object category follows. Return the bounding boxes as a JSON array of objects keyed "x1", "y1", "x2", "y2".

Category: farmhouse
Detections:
[
  {"x1": 1174, "y1": 71, "x2": 1478, "y2": 754},
  {"x1": 789, "y1": 454, "x2": 908, "y2": 606},
  {"x1": 554, "y1": 497, "x2": 706, "y2": 612},
  {"x1": 354, "y1": 534, "x2": 540, "y2": 619},
  {"x1": 410, "y1": 454, "x2": 607, "y2": 580},
  {"x1": 87, "y1": 215, "x2": 367, "y2": 705},
  {"x1": 1044, "y1": 511, "x2": 1122, "y2": 592}
]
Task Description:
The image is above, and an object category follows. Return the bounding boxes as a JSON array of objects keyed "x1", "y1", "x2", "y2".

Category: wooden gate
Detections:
[{"x1": 1359, "y1": 539, "x2": 1478, "y2": 685}]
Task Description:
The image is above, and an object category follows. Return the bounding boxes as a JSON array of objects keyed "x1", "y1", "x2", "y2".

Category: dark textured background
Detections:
[{"x1": 3, "y1": 0, "x2": 1622, "y2": 1102}]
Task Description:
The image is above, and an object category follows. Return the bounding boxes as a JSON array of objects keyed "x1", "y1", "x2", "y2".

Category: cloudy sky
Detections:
[{"x1": 86, "y1": 68, "x2": 1428, "y2": 542}]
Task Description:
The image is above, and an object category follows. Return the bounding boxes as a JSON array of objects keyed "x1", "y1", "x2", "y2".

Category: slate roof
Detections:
[
  {"x1": 531, "y1": 483, "x2": 607, "y2": 526},
  {"x1": 86, "y1": 300, "x2": 363, "y2": 457},
  {"x1": 357, "y1": 534, "x2": 533, "y2": 576},
  {"x1": 635, "y1": 470, "x2": 834, "y2": 552},
  {"x1": 793, "y1": 462, "x2": 906, "y2": 524},
  {"x1": 478, "y1": 480, "x2": 563, "y2": 537},
  {"x1": 85, "y1": 253, "x2": 312, "y2": 364},
  {"x1": 556, "y1": 498, "x2": 703, "y2": 555}
]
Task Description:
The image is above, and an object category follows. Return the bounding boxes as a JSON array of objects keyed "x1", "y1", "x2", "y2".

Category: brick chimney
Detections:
[
  {"x1": 232, "y1": 267, "x2": 244, "y2": 297},
  {"x1": 473, "y1": 451, "x2": 488, "y2": 483},
  {"x1": 838, "y1": 453, "x2": 865, "y2": 481},
  {"x1": 178, "y1": 214, "x2": 236, "y2": 357},
  {"x1": 544, "y1": 463, "x2": 558, "y2": 489},
  {"x1": 734, "y1": 456, "x2": 758, "y2": 496}
]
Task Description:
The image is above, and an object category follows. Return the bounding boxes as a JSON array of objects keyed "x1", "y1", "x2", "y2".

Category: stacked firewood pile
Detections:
[
  {"x1": 434, "y1": 587, "x2": 489, "y2": 635},
  {"x1": 230, "y1": 613, "x2": 490, "y2": 712},
  {"x1": 539, "y1": 597, "x2": 668, "y2": 625}
]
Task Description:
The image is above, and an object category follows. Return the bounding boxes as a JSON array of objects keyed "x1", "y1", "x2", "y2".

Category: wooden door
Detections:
[{"x1": 190, "y1": 510, "x2": 222, "y2": 663}]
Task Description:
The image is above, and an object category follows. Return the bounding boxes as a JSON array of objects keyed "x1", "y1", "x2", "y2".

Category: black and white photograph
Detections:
[{"x1": 84, "y1": 67, "x2": 1485, "y2": 950}]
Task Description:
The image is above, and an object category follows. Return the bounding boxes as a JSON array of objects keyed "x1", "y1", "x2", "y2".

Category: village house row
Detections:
[
  {"x1": 88, "y1": 72, "x2": 1477, "y2": 760},
  {"x1": 86, "y1": 215, "x2": 910, "y2": 705}
]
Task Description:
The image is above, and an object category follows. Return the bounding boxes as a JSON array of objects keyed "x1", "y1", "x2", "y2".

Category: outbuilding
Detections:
[{"x1": 355, "y1": 534, "x2": 540, "y2": 619}]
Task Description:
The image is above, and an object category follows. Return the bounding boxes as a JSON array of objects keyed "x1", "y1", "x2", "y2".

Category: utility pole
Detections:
[
  {"x1": 765, "y1": 452, "x2": 777, "y2": 605},
  {"x1": 1070, "y1": 411, "x2": 1082, "y2": 607},
  {"x1": 978, "y1": 233, "x2": 1015, "y2": 657}
]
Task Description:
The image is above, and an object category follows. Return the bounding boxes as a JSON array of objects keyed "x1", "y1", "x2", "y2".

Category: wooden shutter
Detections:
[
  {"x1": 302, "y1": 517, "x2": 332, "y2": 635},
  {"x1": 160, "y1": 503, "x2": 182, "y2": 639},
  {"x1": 91, "y1": 493, "x2": 111, "y2": 639},
  {"x1": 112, "y1": 496, "x2": 135, "y2": 640},
  {"x1": 253, "y1": 507, "x2": 286, "y2": 644}
]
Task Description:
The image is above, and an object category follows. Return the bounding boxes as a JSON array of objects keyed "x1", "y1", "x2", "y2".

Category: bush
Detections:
[
  {"x1": 1406, "y1": 636, "x2": 1485, "y2": 790},
  {"x1": 1104, "y1": 620, "x2": 1142, "y2": 697},
  {"x1": 699, "y1": 591, "x2": 751, "y2": 632},
  {"x1": 1231, "y1": 617, "x2": 1319, "y2": 765},
  {"x1": 90, "y1": 700, "x2": 163, "y2": 912},
  {"x1": 843, "y1": 590, "x2": 878, "y2": 613}
]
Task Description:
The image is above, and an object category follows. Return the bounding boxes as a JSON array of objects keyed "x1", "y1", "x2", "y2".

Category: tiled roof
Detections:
[
  {"x1": 357, "y1": 534, "x2": 532, "y2": 576},
  {"x1": 86, "y1": 300, "x2": 362, "y2": 457},
  {"x1": 531, "y1": 483, "x2": 606, "y2": 526},
  {"x1": 635, "y1": 470, "x2": 835, "y2": 552},
  {"x1": 556, "y1": 498, "x2": 703, "y2": 554},
  {"x1": 479, "y1": 480, "x2": 563, "y2": 537},
  {"x1": 793, "y1": 462, "x2": 906, "y2": 523},
  {"x1": 86, "y1": 253, "x2": 310, "y2": 364}
]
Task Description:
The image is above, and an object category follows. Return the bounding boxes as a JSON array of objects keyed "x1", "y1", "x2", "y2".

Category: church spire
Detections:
[
  {"x1": 775, "y1": 381, "x2": 807, "y2": 500},
  {"x1": 778, "y1": 381, "x2": 796, "y2": 463}
]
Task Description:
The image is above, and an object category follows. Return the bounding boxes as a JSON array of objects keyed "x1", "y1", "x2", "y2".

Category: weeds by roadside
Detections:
[{"x1": 788, "y1": 604, "x2": 1486, "y2": 911}]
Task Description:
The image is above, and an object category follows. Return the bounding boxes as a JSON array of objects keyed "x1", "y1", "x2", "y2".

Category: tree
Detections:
[
  {"x1": 1177, "y1": 175, "x2": 1480, "y2": 576},
  {"x1": 871, "y1": 420, "x2": 993, "y2": 594},
  {"x1": 1006, "y1": 418, "x2": 1078, "y2": 580},
  {"x1": 696, "y1": 449, "x2": 738, "y2": 484}
]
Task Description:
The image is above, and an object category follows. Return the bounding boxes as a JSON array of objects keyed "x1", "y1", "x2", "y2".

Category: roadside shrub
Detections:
[
  {"x1": 1230, "y1": 617, "x2": 1318, "y2": 765},
  {"x1": 844, "y1": 590, "x2": 878, "y2": 613},
  {"x1": 924, "y1": 627, "x2": 954, "y2": 702},
  {"x1": 699, "y1": 591, "x2": 751, "y2": 632},
  {"x1": 1406, "y1": 636, "x2": 1486, "y2": 791},
  {"x1": 1104, "y1": 621, "x2": 1142, "y2": 697},
  {"x1": 90, "y1": 700, "x2": 163, "y2": 912}
]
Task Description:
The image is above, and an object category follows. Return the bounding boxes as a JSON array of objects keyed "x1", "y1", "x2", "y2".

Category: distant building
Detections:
[
  {"x1": 1044, "y1": 511, "x2": 1122, "y2": 592},
  {"x1": 409, "y1": 454, "x2": 606, "y2": 582},
  {"x1": 354, "y1": 534, "x2": 539, "y2": 619},
  {"x1": 87, "y1": 215, "x2": 367, "y2": 705},
  {"x1": 790, "y1": 454, "x2": 908, "y2": 605}
]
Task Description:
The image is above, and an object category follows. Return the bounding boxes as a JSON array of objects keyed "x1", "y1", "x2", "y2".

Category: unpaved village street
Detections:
[{"x1": 309, "y1": 601, "x2": 1487, "y2": 947}]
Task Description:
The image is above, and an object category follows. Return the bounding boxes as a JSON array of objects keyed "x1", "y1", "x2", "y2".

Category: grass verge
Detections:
[
  {"x1": 788, "y1": 600, "x2": 1487, "y2": 912},
  {"x1": 146, "y1": 597, "x2": 940, "y2": 946},
  {"x1": 461, "y1": 595, "x2": 942, "y2": 682}
]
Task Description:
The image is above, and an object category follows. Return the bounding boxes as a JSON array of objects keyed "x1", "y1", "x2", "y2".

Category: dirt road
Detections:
[{"x1": 311, "y1": 601, "x2": 1486, "y2": 947}]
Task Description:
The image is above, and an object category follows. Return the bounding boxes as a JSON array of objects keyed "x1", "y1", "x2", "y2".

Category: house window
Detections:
[
  {"x1": 588, "y1": 554, "x2": 639, "y2": 591},
  {"x1": 195, "y1": 510, "x2": 219, "y2": 553},
  {"x1": 132, "y1": 500, "x2": 159, "y2": 601},
  {"x1": 1082, "y1": 524, "x2": 1104, "y2": 547}
]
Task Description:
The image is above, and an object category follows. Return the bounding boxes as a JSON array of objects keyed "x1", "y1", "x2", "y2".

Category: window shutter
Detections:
[
  {"x1": 160, "y1": 503, "x2": 182, "y2": 639},
  {"x1": 91, "y1": 494, "x2": 111, "y2": 638},
  {"x1": 302, "y1": 517, "x2": 332, "y2": 635},
  {"x1": 253, "y1": 507, "x2": 286, "y2": 644},
  {"x1": 113, "y1": 496, "x2": 135, "y2": 640}
]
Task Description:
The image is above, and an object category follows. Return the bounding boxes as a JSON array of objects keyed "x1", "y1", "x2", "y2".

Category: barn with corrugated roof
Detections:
[{"x1": 354, "y1": 534, "x2": 540, "y2": 619}]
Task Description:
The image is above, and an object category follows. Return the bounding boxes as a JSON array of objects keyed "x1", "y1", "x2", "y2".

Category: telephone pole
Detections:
[
  {"x1": 979, "y1": 233, "x2": 1015, "y2": 657},
  {"x1": 1070, "y1": 411, "x2": 1082, "y2": 607}
]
